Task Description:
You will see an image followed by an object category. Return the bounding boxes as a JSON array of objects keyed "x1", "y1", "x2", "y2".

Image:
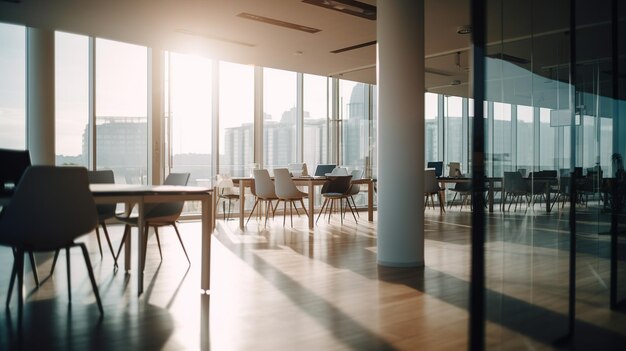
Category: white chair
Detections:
[
  {"x1": 247, "y1": 169, "x2": 278, "y2": 226},
  {"x1": 273, "y1": 168, "x2": 309, "y2": 227},
  {"x1": 0, "y1": 166, "x2": 103, "y2": 323},
  {"x1": 329, "y1": 166, "x2": 349, "y2": 176},
  {"x1": 215, "y1": 174, "x2": 239, "y2": 220},
  {"x1": 424, "y1": 169, "x2": 445, "y2": 212}
]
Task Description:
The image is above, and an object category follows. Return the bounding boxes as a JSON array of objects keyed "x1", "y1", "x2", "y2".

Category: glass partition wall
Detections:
[{"x1": 473, "y1": 0, "x2": 626, "y2": 348}]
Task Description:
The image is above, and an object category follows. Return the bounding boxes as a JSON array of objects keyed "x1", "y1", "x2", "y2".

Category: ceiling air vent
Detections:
[
  {"x1": 237, "y1": 13, "x2": 321, "y2": 33},
  {"x1": 331, "y1": 40, "x2": 376, "y2": 54},
  {"x1": 302, "y1": 0, "x2": 376, "y2": 20}
]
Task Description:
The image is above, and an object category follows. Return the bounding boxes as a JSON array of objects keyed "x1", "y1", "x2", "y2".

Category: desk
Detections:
[
  {"x1": 90, "y1": 184, "x2": 213, "y2": 296},
  {"x1": 231, "y1": 177, "x2": 374, "y2": 229}
]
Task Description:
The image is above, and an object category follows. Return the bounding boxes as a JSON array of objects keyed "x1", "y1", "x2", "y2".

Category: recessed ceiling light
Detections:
[{"x1": 456, "y1": 25, "x2": 472, "y2": 35}]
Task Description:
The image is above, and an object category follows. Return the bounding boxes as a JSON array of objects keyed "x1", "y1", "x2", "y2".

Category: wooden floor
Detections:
[{"x1": 1, "y1": 204, "x2": 625, "y2": 350}]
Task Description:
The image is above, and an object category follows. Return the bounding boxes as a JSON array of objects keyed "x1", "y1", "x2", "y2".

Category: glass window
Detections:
[
  {"x1": 339, "y1": 79, "x2": 369, "y2": 171},
  {"x1": 263, "y1": 68, "x2": 296, "y2": 169},
  {"x1": 167, "y1": 52, "x2": 212, "y2": 186},
  {"x1": 219, "y1": 61, "x2": 254, "y2": 177},
  {"x1": 95, "y1": 38, "x2": 148, "y2": 184},
  {"x1": 492, "y1": 102, "x2": 512, "y2": 176},
  {"x1": 516, "y1": 105, "x2": 534, "y2": 171},
  {"x1": 303, "y1": 73, "x2": 328, "y2": 170},
  {"x1": 444, "y1": 96, "x2": 464, "y2": 172},
  {"x1": 0, "y1": 23, "x2": 26, "y2": 150},
  {"x1": 538, "y1": 108, "x2": 556, "y2": 170},
  {"x1": 55, "y1": 31, "x2": 89, "y2": 166},
  {"x1": 425, "y1": 93, "x2": 439, "y2": 164}
]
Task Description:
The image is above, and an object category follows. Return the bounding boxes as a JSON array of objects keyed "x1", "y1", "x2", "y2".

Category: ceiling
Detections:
[{"x1": 0, "y1": 0, "x2": 473, "y2": 95}]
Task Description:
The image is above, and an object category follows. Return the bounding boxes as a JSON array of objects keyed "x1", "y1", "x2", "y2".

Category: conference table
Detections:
[
  {"x1": 90, "y1": 184, "x2": 213, "y2": 296},
  {"x1": 230, "y1": 177, "x2": 375, "y2": 229}
]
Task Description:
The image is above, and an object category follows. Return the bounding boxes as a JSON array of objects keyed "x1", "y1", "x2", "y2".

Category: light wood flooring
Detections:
[{"x1": 0, "y1": 204, "x2": 625, "y2": 350}]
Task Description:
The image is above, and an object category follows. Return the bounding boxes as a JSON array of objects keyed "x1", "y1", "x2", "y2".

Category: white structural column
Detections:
[
  {"x1": 27, "y1": 27, "x2": 55, "y2": 165},
  {"x1": 377, "y1": 0, "x2": 425, "y2": 267}
]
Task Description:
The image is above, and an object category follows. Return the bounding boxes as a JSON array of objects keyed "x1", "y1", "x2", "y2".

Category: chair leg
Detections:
[
  {"x1": 154, "y1": 227, "x2": 163, "y2": 261},
  {"x1": 350, "y1": 196, "x2": 360, "y2": 217},
  {"x1": 289, "y1": 201, "x2": 294, "y2": 227},
  {"x1": 66, "y1": 247, "x2": 71, "y2": 303},
  {"x1": 173, "y1": 223, "x2": 191, "y2": 265},
  {"x1": 95, "y1": 226, "x2": 104, "y2": 258},
  {"x1": 28, "y1": 251, "x2": 39, "y2": 287},
  {"x1": 293, "y1": 201, "x2": 301, "y2": 216},
  {"x1": 101, "y1": 222, "x2": 116, "y2": 262},
  {"x1": 16, "y1": 248, "x2": 24, "y2": 328},
  {"x1": 50, "y1": 249, "x2": 60, "y2": 276},
  {"x1": 340, "y1": 198, "x2": 344, "y2": 224},
  {"x1": 114, "y1": 225, "x2": 130, "y2": 264},
  {"x1": 246, "y1": 199, "x2": 260, "y2": 225},
  {"x1": 317, "y1": 198, "x2": 328, "y2": 224},
  {"x1": 78, "y1": 243, "x2": 104, "y2": 316},
  {"x1": 265, "y1": 200, "x2": 271, "y2": 227},
  {"x1": 346, "y1": 198, "x2": 358, "y2": 222},
  {"x1": 6, "y1": 249, "x2": 18, "y2": 308},
  {"x1": 299, "y1": 199, "x2": 309, "y2": 218}
]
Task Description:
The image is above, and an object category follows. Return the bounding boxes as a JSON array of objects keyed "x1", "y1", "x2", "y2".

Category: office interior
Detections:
[{"x1": 0, "y1": 0, "x2": 625, "y2": 350}]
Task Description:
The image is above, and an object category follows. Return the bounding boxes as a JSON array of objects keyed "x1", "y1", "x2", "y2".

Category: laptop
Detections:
[
  {"x1": 314, "y1": 164, "x2": 336, "y2": 177},
  {"x1": 427, "y1": 161, "x2": 443, "y2": 177}
]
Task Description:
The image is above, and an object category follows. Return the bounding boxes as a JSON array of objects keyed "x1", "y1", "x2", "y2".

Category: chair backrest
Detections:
[
  {"x1": 0, "y1": 148, "x2": 31, "y2": 196},
  {"x1": 273, "y1": 168, "x2": 301, "y2": 198},
  {"x1": 503, "y1": 171, "x2": 527, "y2": 192},
  {"x1": 314, "y1": 164, "x2": 336, "y2": 177},
  {"x1": 88, "y1": 170, "x2": 116, "y2": 219},
  {"x1": 350, "y1": 169, "x2": 364, "y2": 180},
  {"x1": 144, "y1": 172, "x2": 190, "y2": 220},
  {"x1": 253, "y1": 169, "x2": 276, "y2": 199},
  {"x1": 0, "y1": 166, "x2": 97, "y2": 250},
  {"x1": 216, "y1": 174, "x2": 237, "y2": 195},
  {"x1": 424, "y1": 169, "x2": 440, "y2": 193},
  {"x1": 322, "y1": 175, "x2": 353, "y2": 195},
  {"x1": 288, "y1": 163, "x2": 304, "y2": 177},
  {"x1": 329, "y1": 167, "x2": 349, "y2": 176}
]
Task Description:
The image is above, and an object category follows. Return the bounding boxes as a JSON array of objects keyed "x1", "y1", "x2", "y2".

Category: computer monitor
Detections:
[
  {"x1": 427, "y1": 161, "x2": 443, "y2": 177},
  {"x1": 0, "y1": 149, "x2": 31, "y2": 196},
  {"x1": 314, "y1": 164, "x2": 336, "y2": 177}
]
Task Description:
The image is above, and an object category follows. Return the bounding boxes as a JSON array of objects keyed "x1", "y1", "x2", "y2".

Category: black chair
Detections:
[
  {"x1": 503, "y1": 171, "x2": 530, "y2": 211},
  {"x1": 0, "y1": 149, "x2": 41, "y2": 291},
  {"x1": 448, "y1": 180, "x2": 472, "y2": 210},
  {"x1": 0, "y1": 166, "x2": 103, "y2": 324},
  {"x1": 316, "y1": 175, "x2": 354, "y2": 224},
  {"x1": 88, "y1": 170, "x2": 117, "y2": 259}
]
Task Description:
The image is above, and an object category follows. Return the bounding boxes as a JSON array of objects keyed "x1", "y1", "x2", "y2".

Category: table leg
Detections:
[
  {"x1": 201, "y1": 194, "x2": 212, "y2": 292},
  {"x1": 545, "y1": 183, "x2": 552, "y2": 213},
  {"x1": 124, "y1": 201, "x2": 132, "y2": 272},
  {"x1": 137, "y1": 199, "x2": 145, "y2": 296},
  {"x1": 488, "y1": 179, "x2": 494, "y2": 213},
  {"x1": 368, "y1": 180, "x2": 374, "y2": 221},
  {"x1": 239, "y1": 181, "x2": 245, "y2": 230},
  {"x1": 308, "y1": 180, "x2": 314, "y2": 229}
]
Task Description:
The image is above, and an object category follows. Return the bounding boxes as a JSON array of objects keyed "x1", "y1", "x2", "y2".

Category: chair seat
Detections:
[
  {"x1": 322, "y1": 192, "x2": 347, "y2": 198},
  {"x1": 219, "y1": 193, "x2": 239, "y2": 199}
]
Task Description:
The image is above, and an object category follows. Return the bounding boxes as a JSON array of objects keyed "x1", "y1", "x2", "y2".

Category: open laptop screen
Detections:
[
  {"x1": 427, "y1": 161, "x2": 443, "y2": 177},
  {"x1": 314, "y1": 164, "x2": 336, "y2": 177}
]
